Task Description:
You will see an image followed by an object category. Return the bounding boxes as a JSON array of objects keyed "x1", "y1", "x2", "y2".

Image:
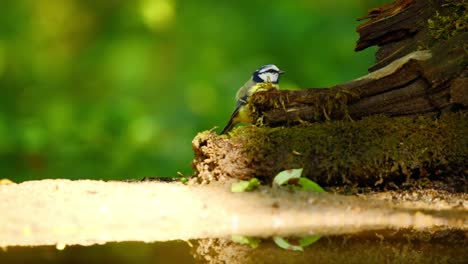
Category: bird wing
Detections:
[
  {"x1": 235, "y1": 79, "x2": 255, "y2": 101},
  {"x1": 222, "y1": 78, "x2": 255, "y2": 134},
  {"x1": 221, "y1": 95, "x2": 248, "y2": 134}
]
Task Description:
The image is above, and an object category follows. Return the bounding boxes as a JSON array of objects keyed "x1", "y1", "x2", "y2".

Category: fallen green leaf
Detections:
[
  {"x1": 295, "y1": 178, "x2": 325, "y2": 193},
  {"x1": 272, "y1": 169, "x2": 324, "y2": 250},
  {"x1": 231, "y1": 178, "x2": 261, "y2": 192},
  {"x1": 273, "y1": 168, "x2": 303, "y2": 186},
  {"x1": 273, "y1": 235, "x2": 321, "y2": 251},
  {"x1": 231, "y1": 235, "x2": 261, "y2": 248},
  {"x1": 273, "y1": 236, "x2": 303, "y2": 251},
  {"x1": 273, "y1": 168, "x2": 324, "y2": 192},
  {"x1": 299, "y1": 235, "x2": 321, "y2": 247},
  {"x1": 233, "y1": 170, "x2": 324, "y2": 251}
]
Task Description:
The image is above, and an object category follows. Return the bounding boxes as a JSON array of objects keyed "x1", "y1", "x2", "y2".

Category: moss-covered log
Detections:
[
  {"x1": 193, "y1": 113, "x2": 467, "y2": 188},
  {"x1": 192, "y1": 0, "x2": 467, "y2": 189}
]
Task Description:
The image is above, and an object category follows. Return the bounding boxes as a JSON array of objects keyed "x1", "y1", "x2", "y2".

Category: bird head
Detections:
[{"x1": 252, "y1": 64, "x2": 285, "y2": 84}]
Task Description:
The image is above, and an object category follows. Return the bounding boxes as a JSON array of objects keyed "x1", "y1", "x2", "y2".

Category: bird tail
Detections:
[
  {"x1": 221, "y1": 106, "x2": 240, "y2": 134},
  {"x1": 220, "y1": 118, "x2": 235, "y2": 134}
]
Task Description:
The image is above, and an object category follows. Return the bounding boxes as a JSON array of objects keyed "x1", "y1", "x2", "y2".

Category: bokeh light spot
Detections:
[
  {"x1": 140, "y1": 0, "x2": 175, "y2": 31},
  {"x1": 129, "y1": 116, "x2": 158, "y2": 145}
]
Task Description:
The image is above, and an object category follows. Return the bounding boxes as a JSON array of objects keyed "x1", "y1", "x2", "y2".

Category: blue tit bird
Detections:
[{"x1": 221, "y1": 64, "x2": 285, "y2": 134}]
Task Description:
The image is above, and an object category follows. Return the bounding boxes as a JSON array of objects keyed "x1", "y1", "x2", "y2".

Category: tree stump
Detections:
[{"x1": 192, "y1": 0, "x2": 467, "y2": 189}]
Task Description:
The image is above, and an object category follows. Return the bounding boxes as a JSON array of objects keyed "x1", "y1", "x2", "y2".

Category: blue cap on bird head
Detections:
[{"x1": 252, "y1": 64, "x2": 285, "y2": 84}]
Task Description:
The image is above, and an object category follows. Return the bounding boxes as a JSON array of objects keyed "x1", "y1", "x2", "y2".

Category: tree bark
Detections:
[
  {"x1": 250, "y1": 0, "x2": 467, "y2": 126},
  {"x1": 192, "y1": 0, "x2": 467, "y2": 188}
]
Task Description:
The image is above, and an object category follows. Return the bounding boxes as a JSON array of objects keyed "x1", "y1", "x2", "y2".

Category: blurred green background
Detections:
[{"x1": 0, "y1": 0, "x2": 387, "y2": 182}]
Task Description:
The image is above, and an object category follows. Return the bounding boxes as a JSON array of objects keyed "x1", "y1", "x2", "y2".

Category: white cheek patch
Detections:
[{"x1": 258, "y1": 72, "x2": 278, "y2": 83}]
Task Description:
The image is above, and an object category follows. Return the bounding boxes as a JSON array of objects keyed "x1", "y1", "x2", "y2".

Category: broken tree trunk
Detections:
[
  {"x1": 248, "y1": 0, "x2": 467, "y2": 126},
  {"x1": 192, "y1": 0, "x2": 467, "y2": 188}
]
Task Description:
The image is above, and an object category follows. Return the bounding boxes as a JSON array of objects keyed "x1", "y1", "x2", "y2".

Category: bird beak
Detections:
[{"x1": 279, "y1": 70, "x2": 285, "y2": 74}]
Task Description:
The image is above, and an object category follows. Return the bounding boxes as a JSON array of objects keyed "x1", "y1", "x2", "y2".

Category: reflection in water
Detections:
[
  {"x1": 193, "y1": 230, "x2": 467, "y2": 264},
  {"x1": 1, "y1": 230, "x2": 466, "y2": 264},
  {"x1": 0, "y1": 241, "x2": 195, "y2": 264}
]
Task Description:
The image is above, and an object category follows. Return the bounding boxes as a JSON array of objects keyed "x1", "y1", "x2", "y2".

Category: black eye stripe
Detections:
[{"x1": 260, "y1": 69, "x2": 278, "y2": 74}]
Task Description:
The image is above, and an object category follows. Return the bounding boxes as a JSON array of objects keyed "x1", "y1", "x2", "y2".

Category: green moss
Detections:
[
  {"x1": 428, "y1": 1, "x2": 467, "y2": 42},
  {"x1": 230, "y1": 112, "x2": 467, "y2": 188}
]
